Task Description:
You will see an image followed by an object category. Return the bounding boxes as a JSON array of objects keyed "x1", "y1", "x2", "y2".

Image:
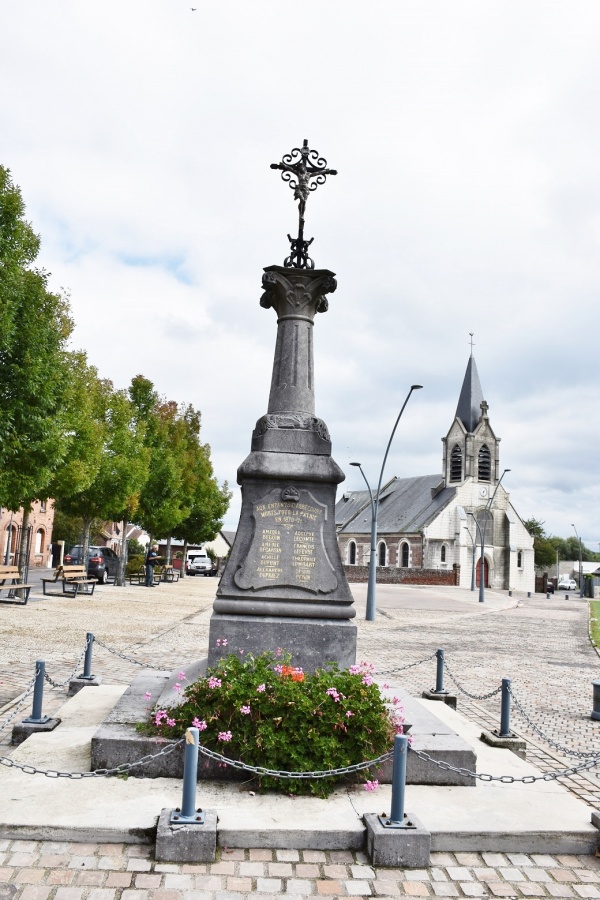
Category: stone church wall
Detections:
[{"x1": 343, "y1": 564, "x2": 460, "y2": 586}]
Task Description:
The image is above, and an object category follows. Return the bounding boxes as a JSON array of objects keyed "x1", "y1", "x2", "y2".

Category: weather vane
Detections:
[{"x1": 270, "y1": 139, "x2": 337, "y2": 269}]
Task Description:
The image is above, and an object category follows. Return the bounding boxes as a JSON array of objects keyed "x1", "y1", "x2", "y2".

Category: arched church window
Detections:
[
  {"x1": 348, "y1": 541, "x2": 356, "y2": 565},
  {"x1": 478, "y1": 444, "x2": 491, "y2": 482},
  {"x1": 400, "y1": 542, "x2": 409, "y2": 568},
  {"x1": 441, "y1": 544, "x2": 446, "y2": 563},
  {"x1": 450, "y1": 445, "x2": 462, "y2": 482},
  {"x1": 378, "y1": 541, "x2": 387, "y2": 567}
]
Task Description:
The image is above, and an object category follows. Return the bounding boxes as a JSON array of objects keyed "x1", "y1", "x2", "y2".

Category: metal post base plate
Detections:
[
  {"x1": 378, "y1": 814, "x2": 417, "y2": 830},
  {"x1": 169, "y1": 809, "x2": 206, "y2": 825}
]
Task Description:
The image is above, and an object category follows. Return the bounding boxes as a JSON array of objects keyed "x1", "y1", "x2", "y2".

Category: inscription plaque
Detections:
[{"x1": 234, "y1": 487, "x2": 338, "y2": 594}]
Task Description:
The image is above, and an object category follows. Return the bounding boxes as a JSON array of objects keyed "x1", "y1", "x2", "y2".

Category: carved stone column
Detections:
[{"x1": 208, "y1": 265, "x2": 356, "y2": 672}]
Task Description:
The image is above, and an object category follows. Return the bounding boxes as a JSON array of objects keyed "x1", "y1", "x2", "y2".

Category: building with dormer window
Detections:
[{"x1": 335, "y1": 355, "x2": 534, "y2": 593}]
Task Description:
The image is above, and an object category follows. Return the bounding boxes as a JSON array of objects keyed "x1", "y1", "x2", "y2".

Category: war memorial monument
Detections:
[{"x1": 208, "y1": 140, "x2": 356, "y2": 672}]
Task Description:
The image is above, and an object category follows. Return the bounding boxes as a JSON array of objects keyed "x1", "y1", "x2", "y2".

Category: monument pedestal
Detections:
[{"x1": 208, "y1": 266, "x2": 356, "y2": 672}]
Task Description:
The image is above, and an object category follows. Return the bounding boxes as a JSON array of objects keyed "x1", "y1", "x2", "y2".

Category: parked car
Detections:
[
  {"x1": 63, "y1": 545, "x2": 120, "y2": 583},
  {"x1": 185, "y1": 552, "x2": 215, "y2": 576},
  {"x1": 558, "y1": 577, "x2": 578, "y2": 591}
]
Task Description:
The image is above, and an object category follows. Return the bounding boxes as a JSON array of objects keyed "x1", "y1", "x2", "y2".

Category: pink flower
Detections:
[
  {"x1": 256, "y1": 683, "x2": 266, "y2": 692},
  {"x1": 216, "y1": 639, "x2": 228, "y2": 647},
  {"x1": 166, "y1": 718, "x2": 176, "y2": 727},
  {"x1": 392, "y1": 696, "x2": 400, "y2": 705},
  {"x1": 364, "y1": 779, "x2": 379, "y2": 792},
  {"x1": 383, "y1": 683, "x2": 390, "y2": 690},
  {"x1": 362, "y1": 674, "x2": 374, "y2": 686},
  {"x1": 178, "y1": 671, "x2": 186, "y2": 680},
  {"x1": 240, "y1": 705, "x2": 251, "y2": 715},
  {"x1": 345, "y1": 710, "x2": 354, "y2": 718},
  {"x1": 208, "y1": 677, "x2": 222, "y2": 689},
  {"x1": 349, "y1": 664, "x2": 361, "y2": 675},
  {"x1": 276, "y1": 647, "x2": 282, "y2": 657},
  {"x1": 173, "y1": 682, "x2": 182, "y2": 692},
  {"x1": 144, "y1": 692, "x2": 152, "y2": 700},
  {"x1": 326, "y1": 687, "x2": 340, "y2": 702},
  {"x1": 274, "y1": 665, "x2": 283, "y2": 674},
  {"x1": 154, "y1": 710, "x2": 167, "y2": 725},
  {"x1": 192, "y1": 718, "x2": 207, "y2": 731},
  {"x1": 218, "y1": 730, "x2": 232, "y2": 742}
]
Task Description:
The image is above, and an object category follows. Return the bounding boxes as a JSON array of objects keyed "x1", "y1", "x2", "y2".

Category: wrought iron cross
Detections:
[{"x1": 270, "y1": 139, "x2": 337, "y2": 269}]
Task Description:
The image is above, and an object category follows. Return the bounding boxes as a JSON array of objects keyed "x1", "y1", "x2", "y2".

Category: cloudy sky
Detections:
[{"x1": 2, "y1": 1, "x2": 599, "y2": 546}]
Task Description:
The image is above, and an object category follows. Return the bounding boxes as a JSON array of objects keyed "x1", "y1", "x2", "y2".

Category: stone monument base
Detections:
[{"x1": 207, "y1": 613, "x2": 357, "y2": 673}]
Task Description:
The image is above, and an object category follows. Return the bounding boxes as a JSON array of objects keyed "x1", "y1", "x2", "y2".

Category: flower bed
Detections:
[{"x1": 139, "y1": 648, "x2": 403, "y2": 797}]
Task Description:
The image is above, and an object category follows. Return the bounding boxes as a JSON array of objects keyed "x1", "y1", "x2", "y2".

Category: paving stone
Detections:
[
  {"x1": 518, "y1": 885, "x2": 547, "y2": 896},
  {"x1": 255, "y1": 877, "x2": 281, "y2": 892},
  {"x1": 402, "y1": 882, "x2": 431, "y2": 896},
  {"x1": 558, "y1": 858, "x2": 587, "y2": 868},
  {"x1": 532, "y1": 858, "x2": 559, "y2": 868},
  {"x1": 351, "y1": 865, "x2": 376, "y2": 879},
  {"x1": 19, "y1": 888, "x2": 52, "y2": 900},
  {"x1": 163, "y1": 874, "x2": 196, "y2": 889},
  {"x1": 105, "y1": 873, "x2": 133, "y2": 887},
  {"x1": 405, "y1": 870, "x2": 431, "y2": 881},
  {"x1": 238, "y1": 861, "x2": 265, "y2": 876},
  {"x1": 527, "y1": 871, "x2": 552, "y2": 883},
  {"x1": 303, "y1": 852, "x2": 327, "y2": 863},
  {"x1": 500, "y1": 868, "x2": 527, "y2": 882},
  {"x1": 572, "y1": 888, "x2": 600, "y2": 899},
  {"x1": 483, "y1": 854, "x2": 510, "y2": 868},
  {"x1": 431, "y1": 869, "x2": 449, "y2": 882},
  {"x1": 210, "y1": 862, "x2": 236, "y2": 875},
  {"x1": 75, "y1": 871, "x2": 106, "y2": 886},
  {"x1": 486, "y1": 883, "x2": 518, "y2": 897},
  {"x1": 268, "y1": 862, "x2": 294, "y2": 877},
  {"x1": 297, "y1": 864, "x2": 321, "y2": 878},
  {"x1": 431, "y1": 885, "x2": 460, "y2": 897},
  {"x1": 316, "y1": 880, "x2": 341, "y2": 895},
  {"x1": 507, "y1": 854, "x2": 535, "y2": 867},
  {"x1": 460, "y1": 885, "x2": 487, "y2": 897},
  {"x1": 474, "y1": 867, "x2": 500, "y2": 882},
  {"x1": 134, "y1": 874, "x2": 162, "y2": 888},
  {"x1": 447, "y1": 867, "x2": 473, "y2": 882},
  {"x1": 545, "y1": 886, "x2": 575, "y2": 898},
  {"x1": 287, "y1": 878, "x2": 314, "y2": 894},
  {"x1": 248, "y1": 849, "x2": 272, "y2": 862},
  {"x1": 455, "y1": 854, "x2": 482, "y2": 866},
  {"x1": 87, "y1": 891, "x2": 117, "y2": 900},
  {"x1": 346, "y1": 880, "x2": 373, "y2": 895},
  {"x1": 549, "y1": 871, "x2": 578, "y2": 883},
  {"x1": 53, "y1": 890, "x2": 87, "y2": 900},
  {"x1": 329, "y1": 851, "x2": 355, "y2": 863},
  {"x1": 126, "y1": 860, "x2": 152, "y2": 873},
  {"x1": 373, "y1": 880, "x2": 401, "y2": 895},
  {"x1": 275, "y1": 849, "x2": 300, "y2": 862},
  {"x1": 46, "y1": 871, "x2": 76, "y2": 886},
  {"x1": 15, "y1": 869, "x2": 45, "y2": 884},
  {"x1": 431, "y1": 854, "x2": 457, "y2": 867}
]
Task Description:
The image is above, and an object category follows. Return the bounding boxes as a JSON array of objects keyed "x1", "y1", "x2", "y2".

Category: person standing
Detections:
[{"x1": 145, "y1": 544, "x2": 161, "y2": 587}]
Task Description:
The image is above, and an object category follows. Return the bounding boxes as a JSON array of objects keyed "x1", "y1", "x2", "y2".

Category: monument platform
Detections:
[{"x1": 1, "y1": 686, "x2": 597, "y2": 854}]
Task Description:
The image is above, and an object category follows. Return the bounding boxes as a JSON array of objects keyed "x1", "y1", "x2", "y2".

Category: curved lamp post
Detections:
[
  {"x1": 465, "y1": 522, "x2": 477, "y2": 592},
  {"x1": 468, "y1": 468, "x2": 511, "y2": 603},
  {"x1": 572, "y1": 524, "x2": 584, "y2": 599},
  {"x1": 349, "y1": 385, "x2": 423, "y2": 622}
]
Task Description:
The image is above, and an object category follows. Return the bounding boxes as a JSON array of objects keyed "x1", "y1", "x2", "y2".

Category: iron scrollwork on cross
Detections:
[{"x1": 270, "y1": 139, "x2": 337, "y2": 270}]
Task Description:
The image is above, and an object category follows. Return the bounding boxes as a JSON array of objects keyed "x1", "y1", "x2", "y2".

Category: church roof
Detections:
[
  {"x1": 336, "y1": 474, "x2": 456, "y2": 535},
  {"x1": 455, "y1": 355, "x2": 484, "y2": 433}
]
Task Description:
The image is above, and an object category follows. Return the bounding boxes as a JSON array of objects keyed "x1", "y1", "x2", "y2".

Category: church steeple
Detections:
[
  {"x1": 455, "y1": 355, "x2": 484, "y2": 433},
  {"x1": 442, "y1": 351, "x2": 501, "y2": 488}
]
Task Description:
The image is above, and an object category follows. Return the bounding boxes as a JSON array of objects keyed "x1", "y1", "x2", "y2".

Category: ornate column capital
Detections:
[{"x1": 260, "y1": 265, "x2": 337, "y2": 322}]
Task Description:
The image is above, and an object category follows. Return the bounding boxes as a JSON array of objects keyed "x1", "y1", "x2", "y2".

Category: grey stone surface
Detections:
[
  {"x1": 364, "y1": 811, "x2": 431, "y2": 867},
  {"x1": 156, "y1": 658, "x2": 207, "y2": 709},
  {"x1": 218, "y1": 825, "x2": 365, "y2": 851},
  {"x1": 422, "y1": 689, "x2": 458, "y2": 709},
  {"x1": 480, "y1": 729, "x2": 527, "y2": 759},
  {"x1": 68, "y1": 675, "x2": 102, "y2": 697},
  {"x1": 11, "y1": 717, "x2": 61, "y2": 746},
  {"x1": 155, "y1": 807, "x2": 217, "y2": 862},
  {"x1": 208, "y1": 613, "x2": 357, "y2": 673}
]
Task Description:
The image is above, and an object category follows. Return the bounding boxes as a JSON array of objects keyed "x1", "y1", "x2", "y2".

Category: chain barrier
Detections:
[
  {"x1": 379, "y1": 652, "x2": 437, "y2": 677},
  {"x1": 442, "y1": 659, "x2": 503, "y2": 701},
  {"x1": 94, "y1": 637, "x2": 167, "y2": 671},
  {"x1": 195, "y1": 745, "x2": 395, "y2": 779},
  {"x1": 44, "y1": 638, "x2": 91, "y2": 690},
  {"x1": 0, "y1": 737, "x2": 185, "y2": 778},
  {"x1": 409, "y1": 746, "x2": 600, "y2": 782},
  {"x1": 507, "y1": 685, "x2": 600, "y2": 760},
  {"x1": 0, "y1": 671, "x2": 39, "y2": 735}
]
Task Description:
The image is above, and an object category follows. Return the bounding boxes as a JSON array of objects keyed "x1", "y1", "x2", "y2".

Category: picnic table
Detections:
[{"x1": 0, "y1": 565, "x2": 34, "y2": 605}]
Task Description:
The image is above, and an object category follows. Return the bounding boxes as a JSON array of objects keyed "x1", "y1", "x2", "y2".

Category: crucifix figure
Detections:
[{"x1": 271, "y1": 139, "x2": 337, "y2": 269}]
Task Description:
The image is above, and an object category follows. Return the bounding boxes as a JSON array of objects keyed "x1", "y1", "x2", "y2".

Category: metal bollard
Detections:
[
  {"x1": 432, "y1": 648, "x2": 447, "y2": 694},
  {"x1": 508, "y1": 590, "x2": 512, "y2": 597},
  {"x1": 527, "y1": 592, "x2": 531, "y2": 598},
  {"x1": 379, "y1": 734, "x2": 414, "y2": 828},
  {"x1": 546, "y1": 592, "x2": 550, "y2": 599},
  {"x1": 499, "y1": 678, "x2": 511, "y2": 737},
  {"x1": 23, "y1": 661, "x2": 49, "y2": 724},
  {"x1": 79, "y1": 633, "x2": 95, "y2": 680},
  {"x1": 170, "y1": 727, "x2": 205, "y2": 824},
  {"x1": 591, "y1": 681, "x2": 600, "y2": 721}
]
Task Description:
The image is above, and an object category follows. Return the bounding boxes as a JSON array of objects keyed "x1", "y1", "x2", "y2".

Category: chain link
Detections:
[
  {"x1": 409, "y1": 746, "x2": 600, "y2": 782},
  {"x1": 94, "y1": 638, "x2": 168, "y2": 671},
  {"x1": 442, "y1": 659, "x2": 503, "y2": 700},
  {"x1": 44, "y1": 639, "x2": 91, "y2": 689},
  {"x1": 0, "y1": 737, "x2": 184, "y2": 778},
  {"x1": 379, "y1": 652, "x2": 437, "y2": 677},
  {"x1": 507, "y1": 685, "x2": 600, "y2": 760}
]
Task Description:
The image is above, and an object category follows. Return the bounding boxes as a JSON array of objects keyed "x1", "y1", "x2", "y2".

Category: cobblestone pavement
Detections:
[
  {"x1": 2, "y1": 840, "x2": 600, "y2": 899},
  {"x1": 1, "y1": 580, "x2": 600, "y2": 897}
]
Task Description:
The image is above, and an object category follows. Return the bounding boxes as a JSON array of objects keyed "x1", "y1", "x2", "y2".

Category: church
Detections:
[{"x1": 335, "y1": 356, "x2": 535, "y2": 593}]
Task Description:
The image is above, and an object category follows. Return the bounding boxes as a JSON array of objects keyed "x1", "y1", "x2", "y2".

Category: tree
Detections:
[{"x1": 523, "y1": 518, "x2": 556, "y2": 569}]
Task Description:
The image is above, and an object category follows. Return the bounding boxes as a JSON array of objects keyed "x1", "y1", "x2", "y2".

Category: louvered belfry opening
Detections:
[
  {"x1": 478, "y1": 444, "x2": 491, "y2": 481},
  {"x1": 450, "y1": 444, "x2": 462, "y2": 482}
]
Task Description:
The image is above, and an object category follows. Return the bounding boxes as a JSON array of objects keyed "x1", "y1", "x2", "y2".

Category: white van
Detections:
[{"x1": 185, "y1": 550, "x2": 214, "y2": 577}]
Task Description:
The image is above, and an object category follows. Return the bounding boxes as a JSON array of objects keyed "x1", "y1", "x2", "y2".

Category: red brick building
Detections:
[{"x1": 0, "y1": 500, "x2": 55, "y2": 568}]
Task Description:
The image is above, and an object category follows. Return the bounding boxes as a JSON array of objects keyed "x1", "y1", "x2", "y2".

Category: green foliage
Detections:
[
  {"x1": 127, "y1": 538, "x2": 145, "y2": 558},
  {"x1": 126, "y1": 554, "x2": 144, "y2": 575},
  {"x1": 524, "y1": 518, "x2": 600, "y2": 567},
  {"x1": 140, "y1": 651, "x2": 396, "y2": 798}
]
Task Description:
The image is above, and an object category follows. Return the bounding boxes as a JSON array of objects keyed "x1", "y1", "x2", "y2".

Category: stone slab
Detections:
[
  {"x1": 422, "y1": 689, "x2": 458, "y2": 709},
  {"x1": 480, "y1": 728, "x2": 527, "y2": 759},
  {"x1": 68, "y1": 675, "x2": 103, "y2": 697},
  {"x1": 364, "y1": 811, "x2": 430, "y2": 867},
  {"x1": 155, "y1": 807, "x2": 217, "y2": 862}
]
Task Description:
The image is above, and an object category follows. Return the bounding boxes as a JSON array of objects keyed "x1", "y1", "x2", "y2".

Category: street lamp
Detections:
[
  {"x1": 572, "y1": 524, "x2": 584, "y2": 599},
  {"x1": 465, "y1": 521, "x2": 477, "y2": 592},
  {"x1": 349, "y1": 384, "x2": 423, "y2": 622},
  {"x1": 468, "y1": 468, "x2": 511, "y2": 603}
]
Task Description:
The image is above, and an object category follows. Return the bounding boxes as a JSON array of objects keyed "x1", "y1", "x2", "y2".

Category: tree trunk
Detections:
[
  {"x1": 81, "y1": 516, "x2": 92, "y2": 572},
  {"x1": 118, "y1": 518, "x2": 128, "y2": 586},
  {"x1": 181, "y1": 538, "x2": 188, "y2": 579},
  {"x1": 18, "y1": 506, "x2": 31, "y2": 579},
  {"x1": 166, "y1": 535, "x2": 172, "y2": 566}
]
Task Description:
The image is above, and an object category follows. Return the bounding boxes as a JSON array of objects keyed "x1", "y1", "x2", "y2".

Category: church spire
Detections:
[{"x1": 455, "y1": 355, "x2": 484, "y2": 433}]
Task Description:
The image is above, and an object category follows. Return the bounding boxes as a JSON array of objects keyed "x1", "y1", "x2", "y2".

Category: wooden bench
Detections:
[
  {"x1": 128, "y1": 565, "x2": 161, "y2": 586},
  {"x1": 42, "y1": 565, "x2": 97, "y2": 597},
  {"x1": 156, "y1": 564, "x2": 179, "y2": 583},
  {"x1": 0, "y1": 565, "x2": 34, "y2": 605}
]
